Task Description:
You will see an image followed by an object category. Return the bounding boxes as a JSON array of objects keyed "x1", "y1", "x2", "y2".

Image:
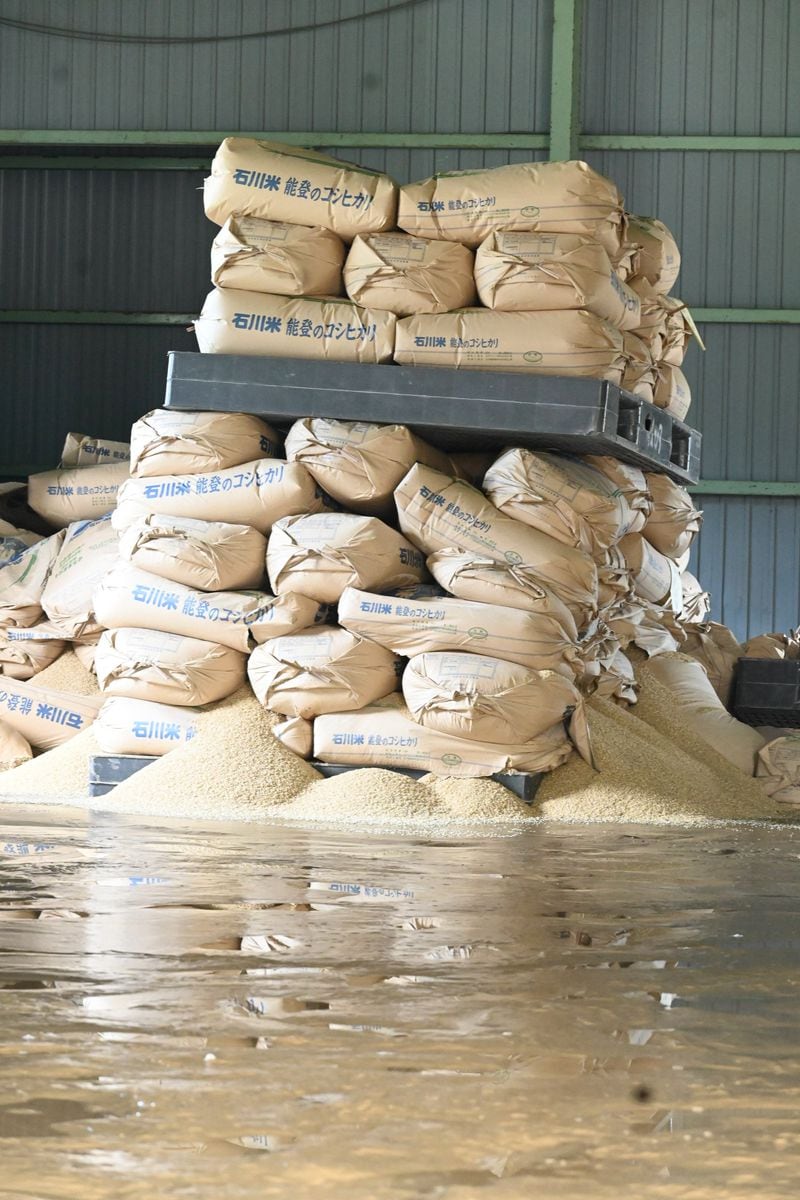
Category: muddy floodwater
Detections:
[{"x1": 1, "y1": 806, "x2": 799, "y2": 1199}]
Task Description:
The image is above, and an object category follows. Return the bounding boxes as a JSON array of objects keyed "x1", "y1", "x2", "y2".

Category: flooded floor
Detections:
[{"x1": 1, "y1": 806, "x2": 799, "y2": 1199}]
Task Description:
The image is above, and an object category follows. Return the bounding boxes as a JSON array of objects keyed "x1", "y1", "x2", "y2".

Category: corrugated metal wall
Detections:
[{"x1": 1, "y1": 0, "x2": 798, "y2": 637}]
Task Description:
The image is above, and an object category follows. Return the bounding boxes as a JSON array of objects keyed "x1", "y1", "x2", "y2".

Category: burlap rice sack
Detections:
[
  {"x1": 742, "y1": 631, "x2": 800, "y2": 660},
  {"x1": 95, "y1": 628, "x2": 246, "y2": 707},
  {"x1": 584, "y1": 457, "x2": 653, "y2": 529},
  {"x1": 0, "y1": 717, "x2": 32, "y2": 770},
  {"x1": 130, "y1": 408, "x2": 282, "y2": 478},
  {"x1": 195, "y1": 288, "x2": 397, "y2": 363},
  {"x1": 618, "y1": 533, "x2": 683, "y2": 611},
  {"x1": 0, "y1": 678, "x2": 102, "y2": 750},
  {"x1": 653, "y1": 363, "x2": 691, "y2": 420},
  {"x1": 267, "y1": 512, "x2": 427, "y2": 603},
  {"x1": 112, "y1": 459, "x2": 328, "y2": 535},
  {"x1": 587, "y1": 647, "x2": 638, "y2": 705},
  {"x1": 0, "y1": 531, "x2": 65, "y2": 628},
  {"x1": 41, "y1": 516, "x2": 119, "y2": 639},
  {"x1": 646, "y1": 654, "x2": 764, "y2": 774},
  {"x1": 73, "y1": 640, "x2": 99, "y2": 673},
  {"x1": 394, "y1": 464, "x2": 598, "y2": 625},
  {"x1": 204, "y1": 138, "x2": 397, "y2": 238},
  {"x1": 118, "y1": 514, "x2": 267, "y2": 592},
  {"x1": 94, "y1": 564, "x2": 322, "y2": 652},
  {"x1": 605, "y1": 597, "x2": 683, "y2": 658},
  {"x1": 211, "y1": 216, "x2": 345, "y2": 296},
  {"x1": 344, "y1": 233, "x2": 476, "y2": 314},
  {"x1": 426, "y1": 549, "x2": 579, "y2": 631},
  {"x1": 627, "y1": 214, "x2": 681, "y2": 295},
  {"x1": 681, "y1": 621, "x2": 741, "y2": 705},
  {"x1": 60, "y1": 433, "x2": 130, "y2": 468},
  {"x1": 756, "y1": 735, "x2": 800, "y2": 805},
  {"x1": 0, "y1": 521, "x2": 42, "y2": 567},
  {"x1": 248, "y1": 624, "x2": 400, "y2": 719},
  {"x1": 313, "y1": 693, "x2": 578, "y2": 778},
  {"x1": 402, "y1": 652, "x2": 590, "y2": 749},
  {"x1": 94, "y1": 696, "x2": 199, "y2": 757},
  {"x1": 474, "y1": 231, "x2": 640, "y2": 329},
  {"x1": 398, "y1": 159, "x2": 624, "y2": 253},
  {"x1": 483, "y1": 448, "x2": 640, "y2": 559},
  {"x1": 285, "y1": 417, "x2": 454, "y2": 516},
  {"x1": 394, "y1": 308, "x2": 625, "y2": 381},
  {"x1": 642, "y1": 474, "x2": 702, "y2": 560},
  {"x1": 28, "y1": 463, "x2": 129, "y2": 529},
  {"x1": 338, "y1": 586, "x2": 581, "y2": 677},
  {"x1": 631, "y1": 283, "x2": 699, "y2": 366},
  {"x1": 620, "y1": 331, "x2": 659, "y2": 402},
  {"x1": 272, "y1": 715, "x2": 314, "y2": 760},
  {"x1": 0, "y1": 623, "x2": 66, "y2": 680},
  {"x1": 680, "y1": 571, "x2": 711, "y2": 625}
]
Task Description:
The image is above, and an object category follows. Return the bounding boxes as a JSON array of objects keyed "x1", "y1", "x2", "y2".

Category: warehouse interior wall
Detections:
[{"x1": 0, "y1": 0, "x2": 797, "y2": 638}]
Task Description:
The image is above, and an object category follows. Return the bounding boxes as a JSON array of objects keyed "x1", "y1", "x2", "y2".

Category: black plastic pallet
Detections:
[
  {"x1": 164, "y1": 352, "x2": 701, "y2": 485},
  {"x1": 731, "y1": 659, "x2": 800, "y2": 728},
  {"x1": 88, "y1": 754, "x2": 159, "y2": 797},
  {"x1": 311, "y1": 762, "x2": 542, "y2": 804},
  {"x1": 88, "y1": 753, "x2": 541, "y2": 804}
]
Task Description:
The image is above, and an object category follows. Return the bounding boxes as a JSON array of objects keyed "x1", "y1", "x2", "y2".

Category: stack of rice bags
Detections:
[{"x1": 194, "y1": 138, "x2": 700, "y2": 397}]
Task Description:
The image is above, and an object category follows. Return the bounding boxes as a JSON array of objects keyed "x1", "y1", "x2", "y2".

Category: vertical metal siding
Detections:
[{"x1": 0, "y1": 0, "x2": 552, "y2": 133}]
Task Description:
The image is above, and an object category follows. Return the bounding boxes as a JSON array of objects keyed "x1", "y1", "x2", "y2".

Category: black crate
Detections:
[
  {"x1": 89, "y1": 755, "x2": 159, "y2": 788},
  {"x1": 731, "y1": 659, "x2": 800, "y2": 728},
  {"x1": 164, "y1": 352, "x2": 701, "y2": 485}
]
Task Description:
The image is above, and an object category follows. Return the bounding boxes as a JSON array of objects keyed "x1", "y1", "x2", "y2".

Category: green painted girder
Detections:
[
  {"x1": 691, "y1": 308, "x2": 800, "y2": 324},
  {"x1": 690, "y1": 481, "x2": 800, "y2": 496},
  {"x1": 581, "y1": 134, "x2": 800, "y2": 152},
  {"x1": 0, "y1": 129, "x2": 550, "y2": 149},
  {"x1": 3, "y1": 309, "x2": 800, "y2": 325},
  {"x1": 549, "y1": 0, "x2": 583, "y2": 162}
]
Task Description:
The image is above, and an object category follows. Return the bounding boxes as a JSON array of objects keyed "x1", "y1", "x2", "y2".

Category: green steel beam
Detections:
[
  {"x1": 690, "y1": 481, "x2": 800, "y2": 496},
  {"x1": 0, "y1": 310, "x2": 194, "y2": 325},
  {"x1": 692, "y1": 308, "x2": 800, "y2": 324},
  {"x1": 4, "y1": 309, "x2": 800, "y2": 326},
  {"x1": 0, "y1": 129, "x2": 549, "y2": 150},
  {"x1": 2, "y1": 130, "x2": 798, "y2": 154},
  {"x1": 0, "y1": 155, "x2": 210, "y2": 170},
  {"x1": 581, "y1": 134, "x2": 800, "y2": 152},
  {"x1": 549, "y1": 0, "x2": 583, "y2": 161}
]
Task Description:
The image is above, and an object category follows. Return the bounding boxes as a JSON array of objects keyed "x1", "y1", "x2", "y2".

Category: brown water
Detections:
[{"x1": 1, "y1": 806, "x2": 799, "y2": 1199}]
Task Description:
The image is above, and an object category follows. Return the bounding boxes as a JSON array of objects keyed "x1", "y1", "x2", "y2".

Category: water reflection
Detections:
[{"x1": 0, "y1": 804, "x2": 799, "y2": 1198}]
